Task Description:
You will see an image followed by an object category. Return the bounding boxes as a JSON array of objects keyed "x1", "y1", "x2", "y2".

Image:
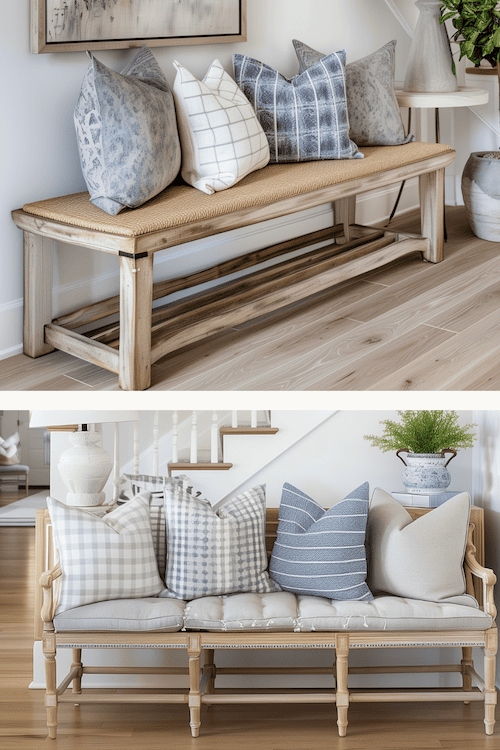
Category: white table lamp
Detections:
[{"x1": 30, "y1": 411, "x2": 140, "y2": 506}]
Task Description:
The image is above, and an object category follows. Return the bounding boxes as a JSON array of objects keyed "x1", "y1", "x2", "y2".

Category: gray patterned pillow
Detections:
[
  {"x1": 269, "y1": 482, "x2": 373, "y2": 600},
  {"x1": 233, "y1": 52, "x2": 362, "y2": 163},
  {"x1": 159, "y1": 482, "x2": 281, "y2": 600},
  {"x1": 293, "y1": 40, "x2": 414, "y2": 147},
  {"x1": 74, "y1": 45, "x2": 181, "y2": 216}
]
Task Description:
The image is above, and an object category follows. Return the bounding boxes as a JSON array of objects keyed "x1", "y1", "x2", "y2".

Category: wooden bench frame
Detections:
[
  {"x1": 13, "y1": 151, "x2": 454, "y2": 390},
  {"x1": 35, "y1": 504, "x2": 497, "y2": 739}
]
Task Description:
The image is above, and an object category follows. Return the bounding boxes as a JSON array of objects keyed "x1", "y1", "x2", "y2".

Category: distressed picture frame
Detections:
[{"x1": 30, "y1": 0, "x2": 247, "y2": 54}]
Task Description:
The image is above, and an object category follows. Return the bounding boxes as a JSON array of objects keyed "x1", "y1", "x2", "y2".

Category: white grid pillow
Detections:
[
  {"x1": 159, "y1": 482, "x2": 280, "y2": 600},
  {"x1": 173, "y1": 58, "x2": 270, "y2": 195},
  {"x1": 48, "y1": 494, "x2": 164, "y2": 614}
]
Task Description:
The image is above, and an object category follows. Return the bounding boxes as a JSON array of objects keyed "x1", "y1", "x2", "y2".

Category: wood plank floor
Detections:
[
  {"x1": 0, "y1": 493, "x2": 498, "y2": 748},
  {"x1": 1, "y1": 205, "x2": 500, "y2": 390}
]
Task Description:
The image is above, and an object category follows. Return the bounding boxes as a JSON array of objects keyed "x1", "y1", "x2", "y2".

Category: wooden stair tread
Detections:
[
  {"x1": 168, "y1": 462, "x2": 233, "y2": 472},
  {"x1": 220, "y1": 427, "x2": 279, "y2": 435}
]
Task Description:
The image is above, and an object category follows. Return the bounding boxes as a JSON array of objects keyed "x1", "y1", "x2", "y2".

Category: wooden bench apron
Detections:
[{"x1": 12, "y1": 142, "x2": 455, "y2": 390}]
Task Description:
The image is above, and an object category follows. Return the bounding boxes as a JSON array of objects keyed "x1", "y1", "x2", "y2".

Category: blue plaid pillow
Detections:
[
  {"x1": 233, "y1": 51, "x2": 362, "y2": 164},
  {"x1": 269, "y1": 482, "x2": 373, "y2": 600}
]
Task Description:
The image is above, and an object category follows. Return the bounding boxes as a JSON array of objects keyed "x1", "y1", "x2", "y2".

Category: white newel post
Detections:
[
  {"x1": 190, "y1": 412, "x2": 198, "y2": 464},
  {"x1": 211, "y1": 412, "x2": 218, "y2": 463},
  {"x1": 251, "y1": 411, "x2": 257, "y2": 428},
  {"x1": 232, "y1": 411, "x2": 238, "y2": 428},
  {"x1": 172, "y1": 411, "x2": 179, "y2": 464}
]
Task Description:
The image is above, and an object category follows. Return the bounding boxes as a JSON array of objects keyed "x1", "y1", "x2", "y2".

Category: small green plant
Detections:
[
  {"x1": 440, "y1": 0, "x2": 500, "y2": 69},
  {"x1": 364, "y1": 411, "x2": 477, "y2": 454}
]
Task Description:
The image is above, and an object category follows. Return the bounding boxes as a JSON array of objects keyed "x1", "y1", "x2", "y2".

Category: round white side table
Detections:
[{"x1": 393, "y1": 86, "x2": 489, "y2": 237}]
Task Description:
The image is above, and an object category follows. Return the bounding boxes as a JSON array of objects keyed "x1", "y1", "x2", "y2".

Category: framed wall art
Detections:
[{"x1": 30, "y1": 0, "x2": 247, "y2": 54}]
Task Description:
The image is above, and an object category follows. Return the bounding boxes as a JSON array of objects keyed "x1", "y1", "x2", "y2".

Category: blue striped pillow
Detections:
[{"x1": 269, "y1": 482, "x2": 373, "y2": 601}]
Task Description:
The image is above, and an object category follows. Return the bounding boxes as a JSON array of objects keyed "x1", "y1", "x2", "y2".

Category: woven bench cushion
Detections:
[
  {"x1": 184, "y1": 591, "x2": 492, "y2": 632},
  {"x1": 22, "y1": 142, "x2": 452, "y2": 239},
  {"x1": 54, "y1": 597, "x2": 185, "y2": 632}
]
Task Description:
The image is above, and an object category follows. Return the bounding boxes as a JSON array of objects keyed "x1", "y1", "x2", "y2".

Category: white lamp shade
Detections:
[{"x1": 30, "y1": 411, "x2": 140, "y2": 428}]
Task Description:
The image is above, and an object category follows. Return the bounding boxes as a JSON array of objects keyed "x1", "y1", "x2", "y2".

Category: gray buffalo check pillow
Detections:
[
  {"x1": 293, "y1": 40, "x2": 413, "y2": 147},
  {"x1": 47, "y1": 494, "x2": 164, "y2": 614},
  {"x1": 160, "y1": 481, "x2": 280, "y2": 600},
  {"x1": 233, "y1": 51, "x2": 362, "y2": 163}
]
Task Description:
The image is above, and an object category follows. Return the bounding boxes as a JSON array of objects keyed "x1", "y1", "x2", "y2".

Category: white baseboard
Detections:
[{"x1": 1, "y1": 181, "x2": 420, "y2": 361}]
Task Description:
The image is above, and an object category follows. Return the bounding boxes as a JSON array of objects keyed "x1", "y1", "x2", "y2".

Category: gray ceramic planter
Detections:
[
  {"x1": 462, "y1": 151, "x2": 500, "y2": 241},
  {"x1": 396, "y1": 450, "x2": 457, "y2": 494}
]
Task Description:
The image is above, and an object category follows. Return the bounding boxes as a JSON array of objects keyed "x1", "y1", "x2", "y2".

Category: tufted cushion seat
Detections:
[
  {"x1": 53, "y1": 597, "x2": 185, "y2": 632},
  {"x1": 184, "y1": 592, "x2": 492, "y2": 632}
]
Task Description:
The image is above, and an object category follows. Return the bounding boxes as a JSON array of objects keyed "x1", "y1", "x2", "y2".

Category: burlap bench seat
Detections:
[{"x1": 12, "y1": 142, "x2": 455, "y2": 390}]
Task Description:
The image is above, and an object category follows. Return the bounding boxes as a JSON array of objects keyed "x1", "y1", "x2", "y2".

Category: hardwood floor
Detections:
[
  {"x1": 0, "y1": 491, "x2": 498, "y2": 748},
  {"x1": 1, "y1": 205, "x2": 500, "y2": 390}
]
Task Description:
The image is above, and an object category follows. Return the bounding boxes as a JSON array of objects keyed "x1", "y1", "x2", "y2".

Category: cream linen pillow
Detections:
[
  {"x1": 173, "y1": 59, "x2": 270, "y2": 195},
  {"x1": 367, "y1": 488, "x2": 471, "y2": 602}
]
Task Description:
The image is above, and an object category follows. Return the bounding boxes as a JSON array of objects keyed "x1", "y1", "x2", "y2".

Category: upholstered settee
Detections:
[{"x1": 36, "y1": 490, "x2": 497, "y2": 741}]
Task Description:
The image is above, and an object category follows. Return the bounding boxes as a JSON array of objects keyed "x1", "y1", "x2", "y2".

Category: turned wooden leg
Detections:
[
  {"x1": 333, "y1": 196, "x2": 356, "y2": 243},
  {"x1": 204, "y1": 649, "x2": 216, "y2": 694},
  {"x1": 43, "y1": 632, "x2": 58, "y2": 739},
  {"x1": 484, "y1": 629, "x2": 498, "y2": 735},
  {"x1": 461, "y1": 646, "x2": 473, "y2": 704},
  {"x1": 419, "y1": 168, "x2": 445, "y2": 264},
  {"x1": 188, "y1": 635, "x2": 202, "y2": 738},
  {"x1": 72, "y1": 648, "x2": 82, "y2": 694},
  {"x1": 118, "y1": 253, "x2": 153, "y2": 391},
  {"x1": 336, "y1": 634, "x2": 350, "y2": 737},
  {"x1": 23, "y1": 232, "x2": 55, "y2": 358}
]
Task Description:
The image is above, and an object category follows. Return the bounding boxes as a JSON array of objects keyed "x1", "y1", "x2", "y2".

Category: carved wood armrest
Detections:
[
  {"x1": 40, "y1": 561, "x2": 62, "y2": 624},
  {"x1": 465, "y1": 526, "x2": 497, "y2": 620}
]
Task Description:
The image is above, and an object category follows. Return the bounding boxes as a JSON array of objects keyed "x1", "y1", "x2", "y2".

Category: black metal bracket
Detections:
[{"x1": 118, "y1": 251, "x2": 149, "y2": 260}]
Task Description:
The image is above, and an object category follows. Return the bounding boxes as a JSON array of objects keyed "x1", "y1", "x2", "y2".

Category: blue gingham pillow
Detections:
[
  {"x1": 159, "y1": 482, "x2": 280, "y2": 600},
  {"x1": 269, "y1": 482, "x2": 373, "y2": 600},
  {"x1": 47, "y1": 494, "x2": 165, "y2": 615},
  {"x1": 233, "y1": 51, "x2": 362, "y2": 163}
]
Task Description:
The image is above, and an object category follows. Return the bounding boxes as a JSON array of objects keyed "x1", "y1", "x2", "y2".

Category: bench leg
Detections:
[
  {"x1": 461, "y1": 646, "x2": 473, "y2": 703},
  {"x1": 419, "y1": 168, "x2": 445, "y2": 264},
  {"x1": 333, "y1": 197, "x2": 356, "y2": 243},
  {"x1": 484, "y1": 629, "x2": 497, "y2": 735},
  {"x1": 43, "y1": 633, "x2": 58, "y2": 739},
  {"x1": 336, "y1": 634, "x2": 349, "y2": 737},
  {"x1": 188, "y1": 635, "x2": 202, "y2": 738},
  {"x1": 24, "y1": 232, "x2": 55, "y2": 358},
  {"x1": 25, "y1": 472, "x2": 29, "y2": 498},
  {"x1": 72, "y1": 648, "x2": 82, "y2": 695},
  {"x1": 119, "y1": 254, "x2": 153, "y2": 391}
]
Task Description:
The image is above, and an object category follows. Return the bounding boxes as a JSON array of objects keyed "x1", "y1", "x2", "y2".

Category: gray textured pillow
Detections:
[
  {"x1": 74, "y1": 45, "x2": 181, "y2": 216},
  {"x1": 159, "y1": 482, "x2": 281, "y2": 600},
  {"x1": 233, "y1": 52, "x2": 362, "y2": 163},
  {"x1": 367, "y1": 488, "x2": 471, "y2": 602},
  {"x1": 293, "y1": 40, "x2": 413, "y2": 147},
  {"x1": 269, "y1": 482, "x2": 372, "y2": 601}
]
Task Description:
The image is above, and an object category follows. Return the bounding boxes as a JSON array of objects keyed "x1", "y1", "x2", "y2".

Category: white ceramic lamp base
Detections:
[{"x1": 58, "y1": 431, "x2": 113, "y2": 506}]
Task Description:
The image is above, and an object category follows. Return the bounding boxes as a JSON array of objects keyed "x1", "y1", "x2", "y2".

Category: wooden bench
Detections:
[
  {"x1": 35, "y1": 503, "x2": 497, "y2": 740},
  {"x1": 13, "y1": 142, "x2": 455, "y2": 390}
]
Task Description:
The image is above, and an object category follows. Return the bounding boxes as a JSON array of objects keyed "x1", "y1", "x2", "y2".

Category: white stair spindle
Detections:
[
  {"x1": 153, "y1": 411, "x2": 159, "y2": 475},
  {"x1": 172, "y1": 411, "x2": 179, "y2": 464},
  {"x1": 190, "y1": 411, "x2": 198, "y2": 464},
  {"x1": 232, "y1": 411, "x2": 238, "y2": 428},
  {"x1": 134, "y1": 420, "x2": 140, "y2": 474},
  {"x1": 251, "y1": 411, "x2": 257, "y2": 429},
  {"x1": 211, "y1": 412, "x2": 218, "y2": 463},
  {"x1": 267, "y1": 410, "x2": 272, "y2": 427}
]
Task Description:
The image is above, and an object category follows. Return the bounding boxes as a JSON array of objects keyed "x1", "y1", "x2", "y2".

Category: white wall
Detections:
[{"x1": 1, "y1": 0, "x2": 421, "y2": 360}]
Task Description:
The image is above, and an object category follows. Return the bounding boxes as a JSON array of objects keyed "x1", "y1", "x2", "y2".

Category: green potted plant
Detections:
[
  {"x1": 439, "y1": 0, "x2": 500, "y2": 71},
  {"x1": 365, "y1": 411, "x2": 477, "y2": 494}
]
